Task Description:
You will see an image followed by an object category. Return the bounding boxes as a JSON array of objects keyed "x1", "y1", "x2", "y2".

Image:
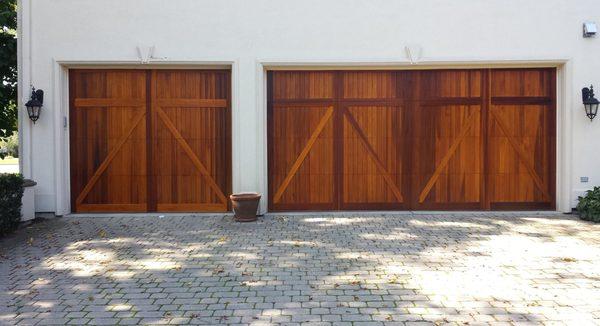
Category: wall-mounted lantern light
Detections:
[
  {"x1": 25, "y1": 87, "x2": 44, "y2": 124},
  {"x1": 582, "y1": 85, "x2": 599, "y2": 121}
]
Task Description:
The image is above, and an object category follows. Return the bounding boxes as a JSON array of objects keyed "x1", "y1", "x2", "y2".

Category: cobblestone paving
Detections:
[{"x1": 1, "y1": 213, "x2": 599, "y2": 325}]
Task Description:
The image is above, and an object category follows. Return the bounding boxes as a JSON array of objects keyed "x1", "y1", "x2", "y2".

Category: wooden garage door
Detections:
[
  {"x1": 268, "y1": 69, "x2": 555, "y2": 211},
  {"x1": 340, "y1": 72, "x2": 409, "y2": 210},
  {"x1": 412, "y1": 70, "x2": 483, "y2": 210},
  {"x1": 268, "y1": 72, "x2": 336, "y2": 211},
  {"x1": 70, "y1": 69, "x2": 231, "y2": 213},
  {"x1": 488, "y1": 69, "x2": 556, "y2": 209}
]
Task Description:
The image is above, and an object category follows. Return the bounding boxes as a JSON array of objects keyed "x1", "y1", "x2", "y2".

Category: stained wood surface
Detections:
[
  {"x1": 487, "y1": 69, "x2": 555, "y2": 209},
  {"x1": 70, "y1": 69, "x2": 231, "y2": 213},
  {"x1": 268, "y1": 69, "x2": 556, "y2": 211},
  {"x1": 70, "y1": 70, "x2": 148, "y2": 213},
  {"x1": 152, "y1": 70, "x2": 231, "y2": 212}
]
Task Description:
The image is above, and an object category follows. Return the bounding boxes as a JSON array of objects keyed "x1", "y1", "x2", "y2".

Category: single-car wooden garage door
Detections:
[
  {"x1": 70, "y1": 69, "x2": 231, "y2": 213},
  {"x1": 268, "y1": 68, "x2": 556, "y2": 211}
]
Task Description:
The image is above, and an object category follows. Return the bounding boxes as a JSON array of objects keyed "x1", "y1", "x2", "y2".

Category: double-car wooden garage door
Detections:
[
  {"x1": 70, "y1": 70, "x2": 231, "y2": 213},
  {"x1": 268, "y1": 69, "x2": 556, "y2": 211}
]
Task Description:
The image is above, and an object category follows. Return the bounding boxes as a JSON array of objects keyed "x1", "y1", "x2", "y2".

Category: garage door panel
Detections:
[
  {"x1": 73, "y1": 76, "x2": 105, "y2": 98},
  {"x1": 78, "y1": 110, "x2": 148, "y2": 208},
  {"x1": 269, "y1": 105, "x2": 336, "y2": 209},
  {"x1": 70, "y1": 70, "x2": 149, "y2": 213},
  {"x1": 155, "y1": 107, "x2": 228, "y2": 176},
  {"x1": 153, "y1": 106, "x2": 228, "y2": 210},
  {"x1": 152, "y1": 70, "x2": 230, "y2": 212},
  {"x1": 155, "y1": 70, "x2": 229, "y2": 99},
  {"x1": 272, "y1": 71, "x2": 335, "y2": 100},
  {"x1": 412, "y1": 105, "x2": 482, "y2": 208},
  {"x1": 106, "y1": 72, "x2": 147, "y2": 98},
  {"x1": 341, "y1": 106, "x2": 406, "y2": 207},
  {"x1": 73, "y1": 71, "x2": 146, "y2": 99},
  {"x1": 103, "y1": 108, "x2": 147, "y2": 204},
  {"x1": 419, "y1": 70, "x2": 482, "y2": 99},
  {"x1": 488, "y1": 104, "x2": 554, "y2": 207},
  {"x1": 491, "y1": 69, "x2": 553, "y2": 98},
  {"x1": 342, "y1": 71, "x2": 397, "y2": 99}
]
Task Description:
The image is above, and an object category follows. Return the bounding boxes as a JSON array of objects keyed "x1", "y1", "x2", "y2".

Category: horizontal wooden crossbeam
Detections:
[{"x1": 74, "y1": 98, "x2": 145, "y2": 107}]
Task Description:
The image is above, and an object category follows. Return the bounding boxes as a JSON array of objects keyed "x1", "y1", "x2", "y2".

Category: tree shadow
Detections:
[{"x1": 0, "y1": 213, "x2": 599, "y2": 325}]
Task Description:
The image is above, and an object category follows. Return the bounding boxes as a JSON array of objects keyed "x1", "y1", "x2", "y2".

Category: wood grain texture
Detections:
[
  {"x1": 268, "y1": 68, "x2": 556, "y2": 211},
  {"x1": 75, "y1": 110, "x2": 147, "y2": 207},
  {"x1": 416, "y1": 109, "x2": 478, "y2": 204},
  {"x1": 488, "y1": 69, "x2": 555, "y2": 209},
  {"x1": 70, "y1": 70, "x2": 148, "y2": 213},
  {"x1": 269, "y1": 105, "x2": 336, "y2": 210},
  {"x1": 74, "y1": 98, "x2": 146, "y2": 107},
  {"x1": 342, "y1": 106, "x2": 405, "y2": 207},
  {"x1": 272, "y1": 106, "x2": 334, "y2": 204},
  {"x1": 70, "y1": 69, "x2": 231, "y2": 213},
  {"x1": 412, "y1": 105, "x2": 482, "y2": 209},
  {"x1": 152, "y1": 70, "x2": 231, "y2": 212}
]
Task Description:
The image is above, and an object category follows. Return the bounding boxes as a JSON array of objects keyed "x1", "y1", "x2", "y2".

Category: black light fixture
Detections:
[
  {"x1": 582, "y1": 85, "x2": 599, "y2": 121},
  {"x1": 25, "y1": 87, "x2": 44, "y2": 124}
]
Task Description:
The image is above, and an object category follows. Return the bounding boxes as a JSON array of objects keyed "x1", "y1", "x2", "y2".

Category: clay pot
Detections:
[{"x1": 230, "y1": 193, "x2": 261, "y2": 222}]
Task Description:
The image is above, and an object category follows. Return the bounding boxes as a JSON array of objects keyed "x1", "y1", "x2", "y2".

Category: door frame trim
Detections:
[{"x1": 257, "y1": 58, "x2": 571, "y2": 213}]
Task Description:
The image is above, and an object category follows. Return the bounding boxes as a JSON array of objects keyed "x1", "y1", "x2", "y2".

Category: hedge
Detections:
[{"x1": 0, "y1": 173, "x2": 23, "y2": 235}]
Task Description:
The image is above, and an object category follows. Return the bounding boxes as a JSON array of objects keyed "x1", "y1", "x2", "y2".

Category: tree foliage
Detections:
[{"x1": 0, "y1": 0, "x2": 17, "y2": 158}]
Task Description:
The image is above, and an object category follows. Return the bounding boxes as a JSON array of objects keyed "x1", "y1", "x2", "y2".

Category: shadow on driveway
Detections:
[{"x1": 1, "y1": 213, "x2": 599, "y2": 325}]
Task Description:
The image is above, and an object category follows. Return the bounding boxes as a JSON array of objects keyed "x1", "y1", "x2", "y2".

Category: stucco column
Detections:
[{"x1": 232, "y1": 58, "x2": 268, "y2": 214}]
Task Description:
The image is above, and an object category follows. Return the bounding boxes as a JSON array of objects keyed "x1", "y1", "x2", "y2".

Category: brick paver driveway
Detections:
[{"x1": 1, "y1": 213, "x2": 599, "y2": 325}]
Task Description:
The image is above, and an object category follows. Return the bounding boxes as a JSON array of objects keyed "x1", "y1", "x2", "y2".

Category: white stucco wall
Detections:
[{"x1": 17, "y1": 0, "x2": 600, "y2": 214}]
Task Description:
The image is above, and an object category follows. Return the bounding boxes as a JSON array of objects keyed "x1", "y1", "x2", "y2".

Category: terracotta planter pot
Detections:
[{"x1": 230, "y1": 193, "x2": 261, "y2": 222}]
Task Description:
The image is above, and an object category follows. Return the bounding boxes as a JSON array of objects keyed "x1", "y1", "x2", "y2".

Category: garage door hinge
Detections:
[{"x1": 64, "y1": 116, "x2": 68, "y2": 129}]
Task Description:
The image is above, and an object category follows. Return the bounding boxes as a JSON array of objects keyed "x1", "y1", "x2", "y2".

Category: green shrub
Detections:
[
  {"x1": 576, "y1": 186, "x2": 600, "y2": 223},
  {"x1": 5, "y1": 134, "x2": 18, "y2": 158},
  {"x1": 0, "y1": 173, "x2": 23, "y2": 235},
  {"x1": 0, "y1": 133, "x2": 18, "y2": 158}
]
